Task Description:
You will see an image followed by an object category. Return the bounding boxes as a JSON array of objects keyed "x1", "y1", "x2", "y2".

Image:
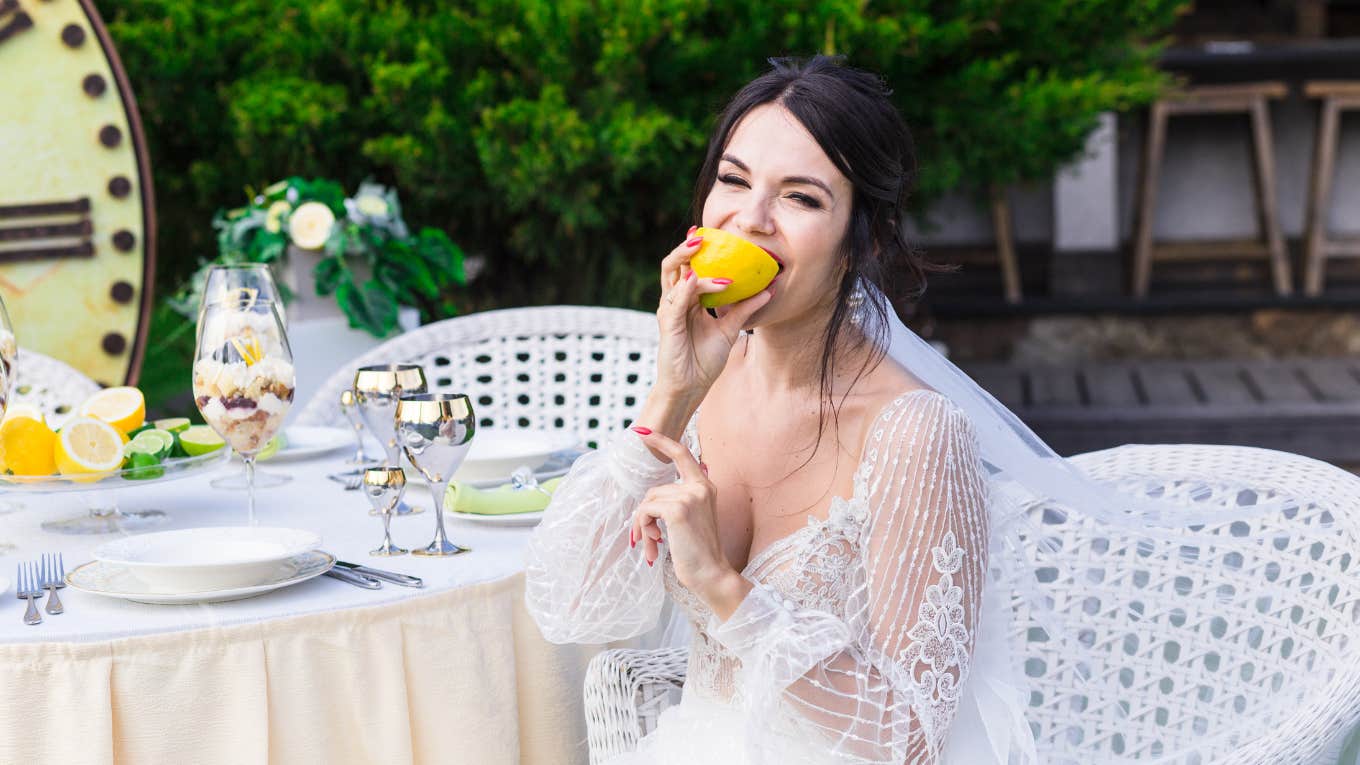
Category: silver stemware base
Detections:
[
  {"x1": 371, "y1": 541, "x2": 408, "y2": 556},
  {"x1": 412, "y1": 539, "x2": 469, "y2": 557}
]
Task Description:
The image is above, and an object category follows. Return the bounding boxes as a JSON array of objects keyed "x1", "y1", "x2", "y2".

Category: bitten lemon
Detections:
[
  {"x1": 77, "y1": 386, "x2": 146, "y2": 435},
  {"x1": 0, "y1": 413, "x2": 56, "y2": 475},
  {"x1": 54, "y1": 417, "x2": 125, "y2": 476},
  {"x1": 689, "y1": 227, "x2": 779, "y2": 309}
]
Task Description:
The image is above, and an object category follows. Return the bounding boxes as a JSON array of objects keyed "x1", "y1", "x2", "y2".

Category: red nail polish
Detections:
[
  {"x1": 687, "y1": 225, "x2": 697, "y2": 236},
  {"x1": 712, "y1": 278, "x2": 733, "y2": 285},
  {"x1": 687, "y1": 270, "x2": 696, "y2": 281},
  {"x1": 647, "y1": 558, "x2": 654, "y2": 567},
  {"x1": 686, "y1": 236, "x2": 703, "y2": 247},
  {"x1": 630, "y1": 529, "x2": 636, "y2": 547},
  {"x1": 631, "y1": 426, "x2": 652, "y2": 435},
  {"x1": 700, "y1": 462, "x2": 709, "y2": 475}
]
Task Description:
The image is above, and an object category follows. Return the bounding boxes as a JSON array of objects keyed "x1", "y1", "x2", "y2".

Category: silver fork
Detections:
[
  {"x1": 328, "y1": 472, "x2": 364, "y2": 491},
  {"x1": 40, "y1": 553, "x2": 64, "y2": 615},
  {"x1": 16, "y1": 562, "x2": 40, "y2": 625}
]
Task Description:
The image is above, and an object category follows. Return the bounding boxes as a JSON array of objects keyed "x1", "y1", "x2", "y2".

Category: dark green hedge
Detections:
[{"x1": 104, "y1": 0, "x2": 1185, "y2": 410}]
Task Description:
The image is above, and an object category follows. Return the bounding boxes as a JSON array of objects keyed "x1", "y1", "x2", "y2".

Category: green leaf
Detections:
[{"x1": 313, "y1": 256, "x2": 345, "y2": 295}]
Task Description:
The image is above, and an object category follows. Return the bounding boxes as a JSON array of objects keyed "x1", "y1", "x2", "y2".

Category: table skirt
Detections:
[{"x1": 0, "y1": 573, "x2": 600, "y2": 764}]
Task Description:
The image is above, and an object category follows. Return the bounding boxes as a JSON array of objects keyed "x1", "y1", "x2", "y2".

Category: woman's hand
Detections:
[
  {"x1": 654, "y1": 227, "x2": 773, "y2": 401},
  {"x1": 629, "y1": 427, "x2": 752, "y2": 618}
]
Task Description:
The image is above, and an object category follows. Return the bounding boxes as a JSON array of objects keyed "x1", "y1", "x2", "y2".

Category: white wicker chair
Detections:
[
  {"x1": 294, "y1": 306, "x2": 658, "y2": 445},
  {"x1": 585, "y1": 444, "x2": 1360, "y2": 764},
  {"x1": 11, "y1": 349, "x2": 100, "y2": 427}
]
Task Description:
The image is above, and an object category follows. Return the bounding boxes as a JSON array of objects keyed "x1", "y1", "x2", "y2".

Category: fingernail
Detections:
[
  {"x1": 685, "y1": 236, "x2": 703, "y2": 247},
  {"x1": 687, "y1": 225, "x2": 697, "y2": 236},
  {"x1": 631, "y1": 426, "x2": 652, "y2": 435},
  {"x1": 647, "y1": 558, "x2": 654, "y2": 567},
  {"x1": 687, "y1": 270, "x2": 696, "y2": 281},
  {"x1": 630, "y1": 529, "x2": 636, "y2": 548},
  {"x1": 700, "y1": 461, "x2": 709, "y2": 475},
  {"x1": 712, "y1": 278, "x2": 733, "y2": 285}
]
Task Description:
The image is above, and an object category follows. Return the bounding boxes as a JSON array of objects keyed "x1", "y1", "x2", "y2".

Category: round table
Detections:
[{"x1": 0, "y1": 447, "x2": 602, "y2": 765}]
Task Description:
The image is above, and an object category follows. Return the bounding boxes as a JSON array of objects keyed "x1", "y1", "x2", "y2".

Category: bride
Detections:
[{"x1": 525, "y1": 56, "x2": 1028, "y2": 763}]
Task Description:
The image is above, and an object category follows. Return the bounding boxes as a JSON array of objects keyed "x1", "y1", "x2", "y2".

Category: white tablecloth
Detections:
[{"x1": 0, "y1": 448, "x2": 604, "y2": 764}]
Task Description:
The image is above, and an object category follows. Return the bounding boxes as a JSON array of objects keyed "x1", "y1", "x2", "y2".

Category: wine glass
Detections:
[
  {"x1": 354, "y1": 363, "x2": 427, "y2": 516},
  {"x1": 396, "y1": 393, "x2": 474, "y2": 556},
  {"x1": 363, "y1": 467, "x2": 408, "y2": 556},
  {"x1": 340, "y1": 389, "x2": 380, "y2": 465},
  {"x1": 203, "y1": 264, "x2": 293, "y2": 490},
  {"x1": 193, "y1": 297, "x2": 295, "y2": 526}
]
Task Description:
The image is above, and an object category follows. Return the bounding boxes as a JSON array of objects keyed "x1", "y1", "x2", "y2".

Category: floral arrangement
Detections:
[{"x1": 170, "y1": 177, "x2": 466, "y2": 337}]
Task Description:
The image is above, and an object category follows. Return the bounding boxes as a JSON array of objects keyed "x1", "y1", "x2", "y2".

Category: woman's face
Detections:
[{"x1": 701, "y1": 103, "x2": 853, "y2": 328}]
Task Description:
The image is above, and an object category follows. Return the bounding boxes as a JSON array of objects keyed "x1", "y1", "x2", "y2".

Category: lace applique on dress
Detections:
[{"x1": 900, "y1": 530, "x2": 970, "y2": 746}]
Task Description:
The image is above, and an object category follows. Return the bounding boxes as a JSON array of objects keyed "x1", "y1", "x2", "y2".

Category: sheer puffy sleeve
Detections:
[
  {"x1": 708, "y1": 390, "x2": 990, "y2": 763},
  {"x1": 524, "y1": 428, "x2": 680, "y2": 643}
]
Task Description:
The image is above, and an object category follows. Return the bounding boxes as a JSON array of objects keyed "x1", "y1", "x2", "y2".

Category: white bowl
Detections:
[
  {"x1": 453, "y1": 429, "x2": 581, "y2": 483},
  {"x1": 93, "y1": 527, "x2": 323, "y2": 591}
]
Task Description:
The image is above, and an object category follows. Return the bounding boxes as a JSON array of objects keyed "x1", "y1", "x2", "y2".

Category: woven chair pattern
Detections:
[
  {"x1": 12, "y1": 349, "x2": 99, "y2": 427},
  {"x1": 584, "y1": 646, "x2": 688, "y2": 764},
  {"x1": 294, "y1": 306, "x2": 659, "y2": 446},
  {"x1": 584, "y1": 444, "x2": 1360, "y2": 764}
]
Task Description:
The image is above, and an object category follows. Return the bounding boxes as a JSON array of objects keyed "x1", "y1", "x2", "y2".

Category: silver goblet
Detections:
[
  {"x1": 396, "y1": 393, "x2": 474, "y2": 557},
  {"x1": 340, "y1": 389, "x2": 381, "y2": 465},
  {"x1": 363, "y1": 467, "x2": 408, "y2": 556},
  {"x1": 353, "y1": 363, "x2": 428, "y2": 516}
]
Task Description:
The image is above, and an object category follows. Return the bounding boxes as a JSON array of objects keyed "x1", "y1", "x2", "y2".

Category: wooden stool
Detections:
[
  {"x1": 1302, "y1": 81, "x2": 1360, "y2": 296},
  {"x1": 1131, "y1": 82, "x2": 1292, "y2": 298}
]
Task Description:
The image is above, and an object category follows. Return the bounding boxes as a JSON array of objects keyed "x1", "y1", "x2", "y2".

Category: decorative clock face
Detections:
[{"x1": 0, "y1": 0, "x2": 154, "y2": 386}]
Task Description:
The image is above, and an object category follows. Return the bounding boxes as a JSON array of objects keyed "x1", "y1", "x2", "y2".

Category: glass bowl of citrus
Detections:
[{"x1": 0, "y1": 387, "x2": 231, "y2": 534}]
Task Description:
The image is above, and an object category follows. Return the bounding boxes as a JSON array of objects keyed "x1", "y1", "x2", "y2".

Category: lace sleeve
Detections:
[
  {"x1": 709, "y1": 390, "x2": 989, "y2": 762},
  {"x1": 524, "y1": 428, "x2": 682, "y2": 644}
]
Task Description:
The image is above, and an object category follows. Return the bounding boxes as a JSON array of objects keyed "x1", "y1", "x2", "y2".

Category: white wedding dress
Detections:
[{"x1": 525, "y1": 388, "x2": 1035, "y2": 764}]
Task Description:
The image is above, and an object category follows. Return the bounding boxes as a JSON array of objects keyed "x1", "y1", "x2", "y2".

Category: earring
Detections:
[{"x1": 847, "y1": 285, "x2": 866, "y2": 326}]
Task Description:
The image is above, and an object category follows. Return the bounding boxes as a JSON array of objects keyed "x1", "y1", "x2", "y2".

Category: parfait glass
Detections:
[
  {"x1": 354, "y1": 364, "x2": 427, "y2": 516},
  {"x1": 202, "y1": 264, "x2": 293, "y2": 490},
  {"x1": 395, "y1": 393, "x2": 474, "y2": 556},
  {"x1": 193, "y1": 297, "x2": 295, "y2": 526}
]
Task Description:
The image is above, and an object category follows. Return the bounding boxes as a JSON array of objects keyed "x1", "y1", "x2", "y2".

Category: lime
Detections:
[
  {"x1": 153, "y1": 417, "x2": 191, "y2": 434},
  {"x1": 180, "y1": 425, "x2": 225, "y2": 456},
  {"x1": 256, "y1": 433, "x2": 286, "y2": 461},
  {"x1": 124, "y1": 450, "x2": 164, "y2": 480},
  {"x1": 128, "y1": 429, "x2": 174, "y2": 460},
  {"x1": 126, "y1": 423, "x2": 154, "y2": 438}
]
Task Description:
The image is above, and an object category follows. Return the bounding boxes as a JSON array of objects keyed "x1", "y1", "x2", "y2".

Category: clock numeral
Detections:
[
  {"x1": 0, "y1": 0, "x2": 32, "y2": 47},
  {"x1": 0, "y1": 197, "x2": 96, "y2": 263}
]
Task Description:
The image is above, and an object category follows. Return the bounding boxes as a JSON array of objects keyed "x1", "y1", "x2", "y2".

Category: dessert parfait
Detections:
[{"x1": 192, "y1": 318, "x2": 294, "y2": 456}]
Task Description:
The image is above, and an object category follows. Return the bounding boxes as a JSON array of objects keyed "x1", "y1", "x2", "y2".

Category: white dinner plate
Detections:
[
  {"x1": 67, "y1": 550, "x2": 335, "y2": 605},
  {"x1": 448, "y1": 509, "x2": 545, "y2": 527},
  {"x1": 453, "y1": 429, "x2": 583, "y2": 483},
  {"x1": 269, "y1": 426, "x2": 355, "y2": 463},
  {"x1": 94, "y1": 526, "x2": 322, "y2": 591}
]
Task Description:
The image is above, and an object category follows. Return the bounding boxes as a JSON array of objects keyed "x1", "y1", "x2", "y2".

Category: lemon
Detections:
[
  {"x1": 0, "y1": 414, "x2": 57, "y2": 475},
  {"x1": 77, "y1": 387, "x2": 146, "y2": 435},
  {"x1": 54, "y1": 416, "x2": 125, "y2": 477},
  {"x1": 690, "y1": 227, "x2": 779, "y2": 308},
  {"x1": 2, "y1": 403, "x2": 45, "y2": 424}
]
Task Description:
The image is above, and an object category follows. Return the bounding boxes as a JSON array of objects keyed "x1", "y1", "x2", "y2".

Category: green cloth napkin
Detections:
[{"x1": 445, "y1": 477, "x2": 563, "y2": 515}]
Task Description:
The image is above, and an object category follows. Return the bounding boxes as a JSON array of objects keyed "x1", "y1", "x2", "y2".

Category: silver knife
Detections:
[
  {"x1": 335, "y1": 560, "x2": 424, "y2": 588},
  {"x1": 324, "y1": 567, "x2": 382, "y2": 589}
]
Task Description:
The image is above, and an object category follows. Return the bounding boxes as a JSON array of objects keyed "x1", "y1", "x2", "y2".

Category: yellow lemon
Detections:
[
  {"x1": 54, "y1": 417, "x2": 125, "y2": 477},
  {"x1": 77, "y1": 386, "x2": 146, "y2": 435},
  {"x1": 0, "y1": 414, "x2": 56, "y2": 475},
  {"x1": 690, "y1": 228, "x2": 780, "y2": 308}
]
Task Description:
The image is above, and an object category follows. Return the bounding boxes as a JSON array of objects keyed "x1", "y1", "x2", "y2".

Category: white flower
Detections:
[
  {"x1": 355, "y1": 193, "x2": 389, "y2": 218},
  {"x1": 288, "y1": 202, "x2": 335, "y2": 250},
  {"x1": 264, "y1": 201, "x2": 291, "y2": 233}
]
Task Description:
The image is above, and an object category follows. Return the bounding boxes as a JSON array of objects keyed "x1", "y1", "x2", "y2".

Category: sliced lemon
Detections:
[
  {"x1": 690, "y1": 228, "x2": 779, "y2": 308},
  {"x1": 77, "y1": 387, "x2": 146, "y2": 435},
  {"x1": 54, "y1": 417, "x2": 126, "y2": 477},
  {"x1": 0, "y1": 414, "x2": 56, "y2": 475}
]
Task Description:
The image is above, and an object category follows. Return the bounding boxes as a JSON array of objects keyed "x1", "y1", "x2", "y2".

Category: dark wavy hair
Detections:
[{"x1": 691, "y1": 56, "x2": 949, "y2": 463}]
